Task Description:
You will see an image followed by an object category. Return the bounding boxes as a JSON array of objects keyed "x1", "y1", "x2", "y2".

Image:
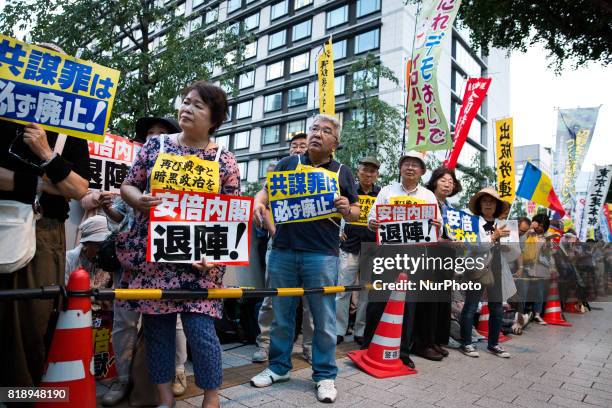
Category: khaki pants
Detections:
[{"x1": 0, "y1": 218, "x2": 65, "y2": 387}]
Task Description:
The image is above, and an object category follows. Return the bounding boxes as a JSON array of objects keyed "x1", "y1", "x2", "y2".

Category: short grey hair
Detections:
[{"x1": 311, "y1": 114, "x2": 342, "y2": 141}]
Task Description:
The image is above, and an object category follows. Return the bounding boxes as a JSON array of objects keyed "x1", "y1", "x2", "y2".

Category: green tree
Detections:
[
  {"x1": 1, "y1": 0, "x2": 250, "y2": 136},
  {"x1": 336, "y1": 53, "x2": 404, "y2": 185},
  {"x1": 455, "y1": 154, "x2": 496, "y2": 209},
  {"x1": 405, "y1": 0, "x2": 612, "y2": 69}
]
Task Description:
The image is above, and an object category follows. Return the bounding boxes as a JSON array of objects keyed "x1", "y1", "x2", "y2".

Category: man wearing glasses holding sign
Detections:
[{"x1": 250, "y1": 114, "x2": 359, "y2": 403}]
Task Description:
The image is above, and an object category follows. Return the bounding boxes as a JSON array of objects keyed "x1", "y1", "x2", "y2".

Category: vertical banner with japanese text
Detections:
[
  {"x1": 267, "y1": 167, "x2": 341, "y2": 224},
  {"x1": 580, "y1": 165, "x2": 612, "y2": 241},
  {"x1": 0, "y1": 34, "x2": 120, "y2": 142},
  {"x1": 147, "y1": 190, "x2": 253, "y2": 265},
  {"x1": 553, "y1": 107, "x2": 600, "y2": 218},
  {"x1": 88, "y1": 134, "x2": 142, "y2": 193},
  {"x1": 444, "y1": 77, "x2": 491, "y2": 169},
  {"x1": 376, "y1": 204, "x2": 438, "y2": 244},
  {"x1": 349, "y1": 195, "x2": 377, "y2": 226},
  {"x1": 443, "y1": 206, "x2": 480, "y2": 242},
  {"x1": 495, "y1": 118, "x2": 515, "y2": 203},
  {"x1": 407, "y1": 0, "x2": 461, "y2": 152},
  {"x1": 317, "y1": 38, "x2": 335, "y2": 115}
]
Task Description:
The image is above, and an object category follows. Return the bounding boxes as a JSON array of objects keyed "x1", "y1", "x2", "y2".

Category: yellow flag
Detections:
[
  {"x1": 317, "y1": 38, "x2": 335, "y2": 115},
  {"x1": 495, "y1": 118, "x2": 515, "y2": 204}
]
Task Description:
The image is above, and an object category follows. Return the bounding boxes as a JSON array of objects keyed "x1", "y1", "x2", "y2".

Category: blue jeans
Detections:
[
  {"x1": 459, "y1": 288, "x2": 503, "y2": 348},
  {"x1": 143, "y1": 313, "x2": 222, "y2": 390},
  {"x1": 517, "y1": 276, "x2": 548, "y2": 314},
  {"x1": 268, "y1": 248, "x2": 339, "y2": 381}
]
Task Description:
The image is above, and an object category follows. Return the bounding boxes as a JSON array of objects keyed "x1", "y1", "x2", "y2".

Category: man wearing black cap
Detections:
[{"x1": 336, "y1": 157, "x2": 381, "y2": 345}]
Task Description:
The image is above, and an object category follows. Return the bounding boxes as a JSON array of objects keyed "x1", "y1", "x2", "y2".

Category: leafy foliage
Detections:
[
  {"x1": 0, "y1": 0, "x2": 250, "y2": 136},
  {"x1": 405, "y1": 0, "x2": 612, "y2": 69},
  {"x1": 455, "y1": 154, "x2": 496, "y2": 209},
  {"x1": 336, "y1": 53, "x2": 405, "y2": 185}
]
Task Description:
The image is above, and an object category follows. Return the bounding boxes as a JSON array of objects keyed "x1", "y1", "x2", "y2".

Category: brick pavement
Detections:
[{"x1": 177, "y1": 298, "x2": 612, "y2": 407}]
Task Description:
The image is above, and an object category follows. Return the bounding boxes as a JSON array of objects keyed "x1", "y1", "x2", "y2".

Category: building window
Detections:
[
  {"x1": 234, "y1": 131, "x2": 250, "y2": 149},
  {"x1": 262, "y1": 125, "x2": 280, "y2": 145},
  {"x1": 292, "y1": 20, "x2": 311, "y2": 41},
  {"x1": 356, "y1": 0, "x2": 381, "y2": 18},
  {"x1": 244, "y1": 12, "x2": 259, "y2": 31},
  {"x1": 266, "y1": 60, "x2": 284, "y2": 81},
  {"x1": 189, "y1": 17, "x2": 201, "y2": 32},
  {"x1": 355, "y1": 29, "x2": 380, "y2": 54},
  {"x1": 288, "y1": 85, "x2": 308, "y2": 107},
  {"x1": 244, "y1": 41, "x2": 257, "y2": 59},
  {"x1": 327, "y1": 5, "x2": 348, "y2": 29},
  {"x1": 270, "y1": 0, "x2": 288, "y2": 20},
  {"x1": 225, "y1": 105, "x2": 233, "y2": 122},
  {"x1": 286, "y1": 119, "x2": 305, "y2": 140},
  {"x1": 175, "y1": 2, "x2": 186, "y2": 17},
  {"x1": 294, "y1": 0, "x2": 312, "y2": 10},
  {"x1": 264, "y1": 92, "x2": 283, "y2": 112},
  {"x1": 236, "y1": 100, "x2": 252, "y2": 119},
  {"x1": 352, "y1": 69, "x2": 378, "y2": 91},
  {"x1": 259, "y1": 158, "x2": 277, "y2": 178},
  {"x1": 205, "y1": 8, "x2": 218, "y2": 24},
  {"x1": 334, "y1": 75, "x2": 345, "y2": 96},
  {"x1": 228, "y1": 0, "x2": 242, "y2": 14},
  {"x1": 333, "y1": 39, "x2": 347, "y2": 60},
  {"x1": 239, "y1": 71, "x2": 255, "y2": 89},
  {"x1": 268, "y1": 30, "x2": 286, "y2": 50},
  {"x1": 238, "y1": 161, "x2": 248, "y2": 181},
  {"x1": 215, "y1": 134, "x2": 230, "y2": 149},
  {"x1": 290, "y1": 52, "x2": 309, "y2": 73},
  {"x1": 454, "y1": 39, "x2": 483, "y2": 78},
  {"x1": 192, "y1": 0, "x2": 206, "y2": 10}
]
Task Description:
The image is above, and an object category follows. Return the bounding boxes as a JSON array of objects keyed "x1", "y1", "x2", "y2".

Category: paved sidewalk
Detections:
[{"x1": 178, "y1": 299, "x2": 612, "y2": 407}]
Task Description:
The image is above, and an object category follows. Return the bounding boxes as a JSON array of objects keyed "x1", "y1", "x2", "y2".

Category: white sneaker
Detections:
[
  {"x1": 102, "y1": 380, "x2": 129, "y2": 406},
  {"x1": 250, "y1": 368, "x2": 290, "y2": 388},
  {"x1": 252, "y1": 347, "x2": 269, "y2": 362},
  {"x1": 316, "y1": 379, "x2": 337, "y2": 403},
  {"x1": 534, "y1": 314, "x2": 548, "y2": 325}
]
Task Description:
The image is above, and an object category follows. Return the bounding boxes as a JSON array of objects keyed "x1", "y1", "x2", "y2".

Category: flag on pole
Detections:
[
  {"x1": 516, "y1": 162, "x2": 566, "y2": 217},
  {"x1": 317, "y1": 38, "x2": 335, "y2": 115}
]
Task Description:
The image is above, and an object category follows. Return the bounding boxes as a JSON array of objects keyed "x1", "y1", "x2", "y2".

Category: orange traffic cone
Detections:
[
  {"x1": 563, "y1": 287, "x2": 584, "y2": 314},
  {"x1": 348, "y1": 273, "x2": 417, "y2": 378},
  {"x1": 542, "y1": 275, "x2": 572, "y2": 327},
  {"x1": 38, "y1": 268, "x2": 95, "y2": 408},
  {"x1": 476, "y1": 303, "x2": 511, "y2": 343}
]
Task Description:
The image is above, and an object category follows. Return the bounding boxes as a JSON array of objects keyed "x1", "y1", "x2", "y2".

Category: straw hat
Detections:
[{"x1": 468, "y1": 187, "x2": 510, "y2": 216}]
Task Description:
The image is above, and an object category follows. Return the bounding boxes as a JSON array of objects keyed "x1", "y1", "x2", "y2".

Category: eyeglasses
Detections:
[
  {"x1": 309, "y1": 125, "x2": 335, "y2": 137},
  {"x1": 9, "y1": 129, "x2": 43, "y2": 171},
  {"x1": 401, "y1": 162, "x2": 422, "y2": 169}
]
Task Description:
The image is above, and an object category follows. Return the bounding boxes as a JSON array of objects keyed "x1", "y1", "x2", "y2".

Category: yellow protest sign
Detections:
[
  {"x1": 317, "y1": 38, "x2": 335, "y2": 115},
  {"x1": 151, "y1": 153, "x2": 220, "y2": 193},
  {"x1": 0, "y1": 35, "x2": 121, "y2": 142},
  {"x1": 349, "y1": 195, "x2": 376, "y2": 226},
  {"x1": 389, "y1": 196, "x2": 426, "y2": 205},
  {"x1": 267, "y1": 167, "x2": 341, "y2": 224},
  {"x1": 495, "y1": 118, "x2": 515, "y2": 203}
]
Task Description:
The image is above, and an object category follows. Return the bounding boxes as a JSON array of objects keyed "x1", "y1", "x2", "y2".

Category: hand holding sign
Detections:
[
  {"x1": 333, "y1": 195, "x2": 350, "y2": 216},
  {"x1": 22, "y1": 123, "x2": 53, "y2": 161},
  {"x1": 136, "y1": 194, "x2": 163, "y2": 213}
]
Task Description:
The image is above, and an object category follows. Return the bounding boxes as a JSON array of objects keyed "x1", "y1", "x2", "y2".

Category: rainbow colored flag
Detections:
[{"x1": 516, "y1": 162, "x2": 566, "y2": 217}]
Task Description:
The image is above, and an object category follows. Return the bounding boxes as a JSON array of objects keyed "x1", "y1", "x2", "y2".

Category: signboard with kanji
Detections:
[
  {"x1": 443, "y1": 206, "x2": 480, "y2": 242},
  {"x1": 266, "y1": 167, "x2": 341, "y2": 224},
  {"x1": 495, "y1": 118, "x2": 515, "y2": 203},
  {"x1": 147, "y1": 190, "x2": 253, "y2": 265},
  {"x1": 349, "y1": 195, "x2": 376, "y2": 226},
  {"x1": 580, "y1": 165, "x2": 612, "y2": 240},
  {"x1": 406, "y1": 0, "x2": 461, "y2": 152},
  {"x1": 151, "y1": 153, "x2": 220, "y2": 193},
  {"x1": 88, "y1": 134, "x2": 142, "y2": 193},
  {"x1": 376, "y1": 204, "x2": 438, "y2": 244},
  {"x1": 317, "y1": 38, "x2": 335, "y2": 115},
  {"x1": 93, "y1": 310, "x2": 117, "y2": 380},
  {"x1": 0, "y1": 34, "x2": 120, "y2": 142}
]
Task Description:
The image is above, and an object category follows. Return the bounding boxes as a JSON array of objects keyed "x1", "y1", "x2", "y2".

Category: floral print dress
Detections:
[{"x1": 117, "y1": 135, "x2": 240, "y2": 317}]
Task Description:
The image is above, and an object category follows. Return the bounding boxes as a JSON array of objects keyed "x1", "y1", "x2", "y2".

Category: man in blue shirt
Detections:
[{"x1": 250, "y1": 114, "x2": 359, "y2": 403}]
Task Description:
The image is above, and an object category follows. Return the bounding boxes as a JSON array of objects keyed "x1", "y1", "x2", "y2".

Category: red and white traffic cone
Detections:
[
  {"x1": 476, "y1": 303, "x2": 511, "y2": 343},
  {"x1": 542, "y1": 275, "x2": 572, "y2": 327},
  {"x1": 348, "y1": 273, "x2": 417, "y2": 378},
  {"x1": 563, "y1": 287, "x2": 583, "y2": 314},
  {"x1": 37, "y1": 268, "x2": 95, "y2": 408}
]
